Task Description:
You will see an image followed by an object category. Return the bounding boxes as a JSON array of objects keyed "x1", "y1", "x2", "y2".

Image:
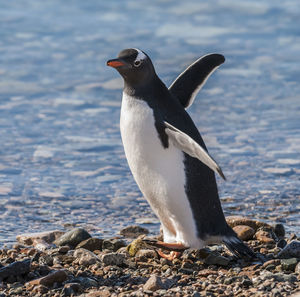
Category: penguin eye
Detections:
[{"x1": 133, "y1": 60, "x2": 142, "y2": 67}]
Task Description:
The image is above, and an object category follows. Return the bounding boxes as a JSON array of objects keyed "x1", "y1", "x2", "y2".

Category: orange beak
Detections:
[{"x1": 107, "y1": 59, "x2": 125, "y2": 68}]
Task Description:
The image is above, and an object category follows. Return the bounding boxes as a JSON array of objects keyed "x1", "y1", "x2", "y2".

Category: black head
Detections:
[{"x1": 107, "y1": 48, "x2": 156, "y2": 88}]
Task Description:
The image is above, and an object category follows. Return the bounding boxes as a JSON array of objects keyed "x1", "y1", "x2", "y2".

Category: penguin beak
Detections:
[{"x1": 107, "y1": 58, "x2": 126, "y2": 68}]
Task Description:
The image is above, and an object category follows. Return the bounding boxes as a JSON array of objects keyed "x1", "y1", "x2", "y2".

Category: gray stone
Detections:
[
  {"x1": 102, "y1": 239, "x2": 126, "y2": 251},
  {"x1": 101, "y1": 252, "x2": 125, "y2": 266},
  {"x1": 135, "y1": 249, "x2": 157, "y2": 261},
  {"x1": 76, "y1": 238, "x2": 103, "y2": 252},
  {"x1": 61, "y1": 282, "x2": 83, "y2": 296},
  {"x1": 204, "y1": 253, "x2": 230, "y2": 266},
  {"x1": 119, "y1": 225, "x2": 149, "y2": 238},
  {"x1": 76, "y1": 277, "x2": 98, "y2": 288},
  {"x1": 143, "y1": 275, "x2": 174, "y2": 291},
  {"x1": 274, "y1": 224, "x2": 285, "y2": 238},
  {"x1": 281, "y1": 258, "x2": 298, "y2": 271},
  {"x1": 277, "y1": 241, "x2": 300, "y2": 258},
  {"x1": 54, "y1": 228, "x2": 91, "y2": 247},
  {"x1": 0, "y1": 259, "x2": 31, "y2": 280},
  {"x1": 74, "y1": 248, "x2": 100, "y2": 266}
]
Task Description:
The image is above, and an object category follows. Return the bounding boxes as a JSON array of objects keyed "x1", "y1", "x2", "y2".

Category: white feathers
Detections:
[
  {"x1": 133, "y1": 48, "x2": 146, "y2": 62},
  {"x1": 164, "y1": 121, "x2": 225, "y2": 180},
  {"x1": 120, "y1": 93, "x2": 202, "y2": 248}
]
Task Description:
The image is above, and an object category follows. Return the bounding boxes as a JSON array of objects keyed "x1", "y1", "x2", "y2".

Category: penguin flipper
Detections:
[
  {"x1": 169, "y1": 54, "x2": 225, "y2": 109},
  {"x1": 164, "y1": 121, "x2": 226, "y2": 180}
]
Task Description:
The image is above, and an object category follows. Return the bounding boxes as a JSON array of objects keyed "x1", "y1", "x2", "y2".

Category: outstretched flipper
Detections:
[
  {"x1": 169, "y1": 54, "x2": 225, "y2": 108},
  {"x1": 164, "y1": 121, "x2": 226, "y2": 180}
]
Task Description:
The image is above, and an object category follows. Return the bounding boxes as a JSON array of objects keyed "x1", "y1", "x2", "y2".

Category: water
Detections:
[{"x1": 0, "y1": 1, "x2": 299, "y2": 245}]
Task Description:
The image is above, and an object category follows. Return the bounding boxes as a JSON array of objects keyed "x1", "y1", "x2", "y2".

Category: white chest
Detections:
[{"x1": 119, "y1": 93, "x2": 201, "y2": 247}]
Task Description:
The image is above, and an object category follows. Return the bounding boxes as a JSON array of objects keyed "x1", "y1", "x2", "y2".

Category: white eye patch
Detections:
[{"x1": 133, "y1": 48, "x2": 146, "y2": 63}]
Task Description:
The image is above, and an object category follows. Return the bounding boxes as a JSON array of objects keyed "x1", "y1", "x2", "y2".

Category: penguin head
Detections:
[{"x1": 107, "y1": 48, "x2": 156, "y2": 87}]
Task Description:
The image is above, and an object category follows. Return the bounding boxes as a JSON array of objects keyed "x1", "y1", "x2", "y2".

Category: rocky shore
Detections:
[{"x1": 0, "y1": 216, "x2": 299, "y2": 297}]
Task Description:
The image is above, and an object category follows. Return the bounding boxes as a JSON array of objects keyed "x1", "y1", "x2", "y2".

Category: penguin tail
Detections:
[{"x1": 222, "y1": 235, "x2": 256, "y2": 260}]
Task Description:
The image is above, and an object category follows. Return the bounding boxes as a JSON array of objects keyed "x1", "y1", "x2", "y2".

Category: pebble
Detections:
[
  {"x1": 204, "y1": 253, "x2": 230, "y2": 266},
  {"x1": 102, "y1": 239, "x2": 126, "y2": 252},
  {"x1": 101, "y1": 252, "x2": 125, "y2": 266},
  {"x1": 281, "y1": 258, "x2": 298, "y2": 271},
  {"x1": 255, "y1": 230, "x2": 275, "y2": 244},
  {"x1": 226, "y1": 216, "x2": 271, "y2": 231},
  {"x1": 74, "y1": 248, "x2": 100, "y2": 266},
  {"x1": 16, "y1": 230, "x2": 64, "y2": 246},
  {"x1": 135, "y1": 249, "x2": 158, "y2": 261},
  {"x1": 27, "y1": 269, "x2": 68, "y2": 287},
  {"x1": 274, "y1": 224, "x2": 285, "y2": 238},
  {"x1": 277, "y1": 241, "x2": 300, "y2": 258},
  {"x1": 233, "y1": 225, "x2": 255, "y2": 240},
  {"x1": 143, "y1": 275, "x2": 174, "y2": 291},
  {"x1": 54, "y1": 228, "x2": 91, "y2": 248},
  {"x1": 76, "y1": 238, "x2": 103, "y2": 252},
  {"x1": 119, "y1": 225, "x2": 149, "y2": 238},
  {"x1": 0, "y1": 258, "x2": 31, "y2": 280}
]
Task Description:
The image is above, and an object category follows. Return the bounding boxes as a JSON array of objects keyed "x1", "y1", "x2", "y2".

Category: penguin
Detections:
[{"x1": 107, "y1": 48, "x2": 255, "y2": 259}]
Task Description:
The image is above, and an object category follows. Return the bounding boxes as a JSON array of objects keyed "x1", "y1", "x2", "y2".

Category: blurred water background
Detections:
[{"x1": 0, "y1": 0, "x2": 299, "y2": 244}]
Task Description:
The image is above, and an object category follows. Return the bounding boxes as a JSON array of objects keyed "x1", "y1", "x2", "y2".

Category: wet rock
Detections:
[
  {"x1": 74, "y1": 248, "x2": 100, "y2": 266},
  {"x1": 276, "y1": 239, "x2": 287, "y2": 249},
  {"x1": 76, "y1": 276, "x2": 98, "y2": 288},
  {"x1": 119, "y1": 225, "x2": 149, "y2": 238},
  {"x1": 101, "y1": 252, "x2": 125, "y2": 266},
  {"x1": 255, "y1": 230, "x2": 275, "y2": 244},
  {"x1": 54, "y1": 228, "x2": 91, "y2": 248},
  {"x1": 27, "y1": 269, "x2": 68, "y2": 287},
  {"x1": 127, "y1": 238, "x2": 148, "y2": 256},
  {"x1": 0, "y1": 259, "x2": 31, "y2": 280},
  {"x1": 39, "y1": 255, "x2": 54, "y2": 266},
  {"x1": 226, "y1": 216, "x2": 271, "y2": 231},
  {"x1": 143, "y1": 275, "x2": 174, "y2": 291},
  {"x1": 76, "y1": 238, "x2": 103, "y2": 252},
  {"x1": 274, "y1": 224, "x2": 285, "y2": 238},
  {"x1": 61, "y1": 282, "x2": 83, "y2": 296},
  {"x1": 233, "y1": 225, "x2": 255, "y2": 240},
  {"x1": 16, "y1": 230, "x2": 64, "y2": 245},
  {"x1": 102, "y1": 239, "x2": 126, "y2": 252},
  {"x1": 204, "y1": 253, "x2": 230, "y2": 266},
  {"x1": 135, "y1": 249, "x2": 158, "y2": 261},
  {"x1": 277, "y1": 241, "x2": 300, "y2": 258},
  {"x1": 84, "y1": 290, "x2": 111, "y2": 297},
  {"x1": 281, "y1": 258, "x2": 298, "y2": 271}
]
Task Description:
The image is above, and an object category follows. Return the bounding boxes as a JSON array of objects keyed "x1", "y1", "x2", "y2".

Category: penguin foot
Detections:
[
  {"x1": 154, "y1": 241, "x2": 188, "y2": 251},
  {"x1": 157, "y1": 249, "x2": 182, "y2": 261}
]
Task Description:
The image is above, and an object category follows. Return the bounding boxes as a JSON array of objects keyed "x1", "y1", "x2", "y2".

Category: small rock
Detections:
[
  {"x1": 233, "y1": 225, "x2": 255, "y2": 241},
  {"x1": 281, "y1": 258, "x2": 298, "y2": 271},
  {"x1": 226, "y1": 216, "x2": 271, "y2": 231},
  {"x1": 277, "y1": 241, "x2": 300, "y2": 258},
  {"x1": 255, "y1": 230, "x2": 275, "y2": 244},
  {"x1": 31, "y1": 284, "x2": 49, "y2": 294},
  {"x1": 127, "y1": 238, "x2": 148, "y2": 256},
  {"x1": 102, "y1": 239, "x2": 126, "y2": 252},
  {"x1": 58, "y1": 246, "x2": 70, "y2": 253},
  {"x1": 27, "y1": 269, "x2": 68, "y2": 287},
  {"x1": 101, "y1": 252, "x2": 125, "y2": 266},
  {"x1": 76, "y1": 238, "x2": 103, "y2": 252},
  {"x1": 61, "y1": 282, "x2": 83, "y2": 296},
  {"x1": 197, "y1": 269, "x2": 218, "y2": 277},
  {"x1": 119, "y1": 225, "x2": 149, "y2": 238},
  {"x1": 204, "y1": 253, "x2": 230, "y2": 266},
  {"x1": 0, "y1": 259, "x2": 31, "y2": 280},
  {"x1": 194, "y1": 248, "x2": 211, "y2": 259},
  {"x1": 295, "y1": 262, "x2": 300, "y2": 274},
  {"x1": 76, "y1": 277, "x2": 98, "y2": 288},
  {"x1": 16, "y1": 230, "x2": 64, "y2": 245},
  {"x1": 276, "y1": 239, "x2": 287, "y2": 249},
  {"x1": 39, "y1": 255, "x2": 53, "y2": 266},
  {"x1": 84, "y1": 289, "x2": 111, "y2": 297},
  {"x1": 143, "y1": 275, "x2": 173, "y2": 291},
  {"x1": 135, "y1": 249, "x2": 157, "y2": 261},
  {"x1": 54, "y1": 228, "x2": 91, "y2": 248},
  {"x1": 74, "y1": 248, "x2": 100, "y2": 266},
  {"x1": 274, "y1": 224, "x2": 285, "y2": 238}
]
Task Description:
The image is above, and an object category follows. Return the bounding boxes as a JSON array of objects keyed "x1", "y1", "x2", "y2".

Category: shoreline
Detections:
[{"x1": 0, "y1": 216, "x2": 299, "y2": 296}]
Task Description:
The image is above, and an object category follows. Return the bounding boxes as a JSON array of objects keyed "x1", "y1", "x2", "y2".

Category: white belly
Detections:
[{"x1": 120, "y1": 93, "x2": 203, "y2": 248}]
